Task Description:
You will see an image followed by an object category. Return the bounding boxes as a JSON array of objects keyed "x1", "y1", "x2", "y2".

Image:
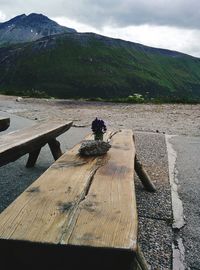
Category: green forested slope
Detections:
[{"x1": 0, "y1": 32, "x2": 200, "y2": 101}]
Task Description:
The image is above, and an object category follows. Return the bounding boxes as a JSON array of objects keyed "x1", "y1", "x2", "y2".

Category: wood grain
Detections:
[
  {"x1": 0, "y1": 142, "x2": 102, "y2": 243},
  {"x1": 0, "y1": 121, "x2": 72, "y2": 166},
  {"x1": 67, "y1": 129, "x2": 137, "y2": 251},
  {"x1": 0, "y1": 129, "x2": 137, "y2": 252}
]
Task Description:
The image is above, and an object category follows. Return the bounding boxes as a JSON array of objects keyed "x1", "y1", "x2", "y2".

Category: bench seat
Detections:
[
  {"x1": 0, "y1": 120, "x2": 72, "y2": 167},
  {"x1": 0, "y1": 129, "x2": 147, "y2": 269}
]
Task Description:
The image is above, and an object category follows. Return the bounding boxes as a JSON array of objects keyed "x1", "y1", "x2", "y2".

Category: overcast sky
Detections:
[{"x1": 0, "y1": 0, "x2": 200, "y2": 57}]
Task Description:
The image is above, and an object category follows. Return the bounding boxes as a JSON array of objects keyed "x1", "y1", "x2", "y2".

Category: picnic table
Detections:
[
  {"x1": 0, "y1": 120, "x2": 73, "y2": 167},
  {"x1": 0, "y1": 116, "x2": 10, "y2": 132},
  {"x1": 0, "y1": 129, "x2": 149, "y2": 269}
]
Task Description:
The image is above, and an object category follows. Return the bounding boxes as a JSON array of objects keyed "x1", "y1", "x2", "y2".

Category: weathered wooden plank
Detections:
[
  {"x1": 0, "y1": 129, "x2": 138, "y2": 269},
  {"x1": 67, "y1": 129, "x2": 137, "y2": 251},
  {"x1": 0, "y1": 130, "x2": 136, "y2": 249},
  {"x1": 0, "y1": 139, "x2": 103, "y2": 243},
  {"x1": 0, "y1": 116, "x2": 10, "y2": 132},
  {"x1": 0, "y1": 121, "x2": 72, "y2": 167}
]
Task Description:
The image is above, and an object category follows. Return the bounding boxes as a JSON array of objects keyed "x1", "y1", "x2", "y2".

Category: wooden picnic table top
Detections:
[
  {"x1": 0, "y1": 120, "x2": 73, "y2": 167},
  {"x1": 0, "y1": 116, "x2": 10, "y2": 132},
  {"x1": 0, "y1": 129, "x2": 137, "y2": 269}
]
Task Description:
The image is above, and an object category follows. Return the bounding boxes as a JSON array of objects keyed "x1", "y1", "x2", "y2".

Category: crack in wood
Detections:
[
  {"x1": 106, "y1": 130, "x2": 121, "y2": 142},
  {"x1": 26, "y1": 186, "x2": 40, "y2": 193},
  {"x1": 59, "y1": 131, "x2": 120, "y2": 245},
  {"x1": 59, "y1": 162, "x2": 105, "y2": 244}
]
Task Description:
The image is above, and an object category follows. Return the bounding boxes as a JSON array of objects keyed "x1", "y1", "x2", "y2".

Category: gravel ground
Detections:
[
  {"x1": 1, "y1": 95, "x2": 199, "y2": 269},
  {"x1": 139, "y1": 217, "x2": 172, "y2": 270},
  {"x1": 135, "y1": 132, "x2": 172, "y2": 220},
  {"x1": 135, "y1": 132, "x2": 172, "y2": 269}
]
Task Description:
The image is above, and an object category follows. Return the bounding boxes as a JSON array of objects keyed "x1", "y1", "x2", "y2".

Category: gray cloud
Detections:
[
  {"x1": 0, "y1": 0, "x2": 200, "y2": 30},
  {"x1": 1, "y1": 0, "x2": 200, "y2": 57}
]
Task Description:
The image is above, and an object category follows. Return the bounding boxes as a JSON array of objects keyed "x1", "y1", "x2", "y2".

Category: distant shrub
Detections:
[
  {"x1": 27, "y1": 89, "x2": 50, "y2": 98},
  {"x1": 87, "y1": 94, "x2": 146, "y2": 104},
  {"x1": 126, "y1": 93, "x2": 145, "y2": 103}
]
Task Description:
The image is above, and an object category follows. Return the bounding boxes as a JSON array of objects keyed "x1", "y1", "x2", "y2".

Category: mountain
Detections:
[
  {"x1": 0, "y1": 13, "x2": 76, "y2": 46},
  {"x1": 0, "y1": 31, "x2": 200, "y2": 101}
]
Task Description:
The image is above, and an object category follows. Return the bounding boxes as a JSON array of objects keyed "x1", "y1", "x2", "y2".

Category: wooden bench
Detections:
[
  {"x1": 0, "y1": 121, "x2": 72, "y2": 168},
  {"x1": 0, "y1": 129, "x2": 148, "y2": 270},
  {"x1": 0, "y1": 116, "x2": 10, "y2": 132}
]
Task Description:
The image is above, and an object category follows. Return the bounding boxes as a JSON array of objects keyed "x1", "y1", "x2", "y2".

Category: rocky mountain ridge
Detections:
[{"x1": 0, "y1": 13, "x2": 76, "y2": 46}]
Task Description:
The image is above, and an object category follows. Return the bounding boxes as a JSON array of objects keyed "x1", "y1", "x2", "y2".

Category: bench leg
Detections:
[
  {"x1": 26, "y1": 148, "x2": 41, "y2": 168},
  {"x1": 132, "y1": 245, "x2": 149, "y2": 270},
  {"x1": 135, "y1": 245, "x2": 149, "y2": 270},
  {"x1": 48, "y1": 139, "x2": 63, "y2": 160},
  {"x1": 134, "y1": 155, "x2": 156, "y2": 192}
]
